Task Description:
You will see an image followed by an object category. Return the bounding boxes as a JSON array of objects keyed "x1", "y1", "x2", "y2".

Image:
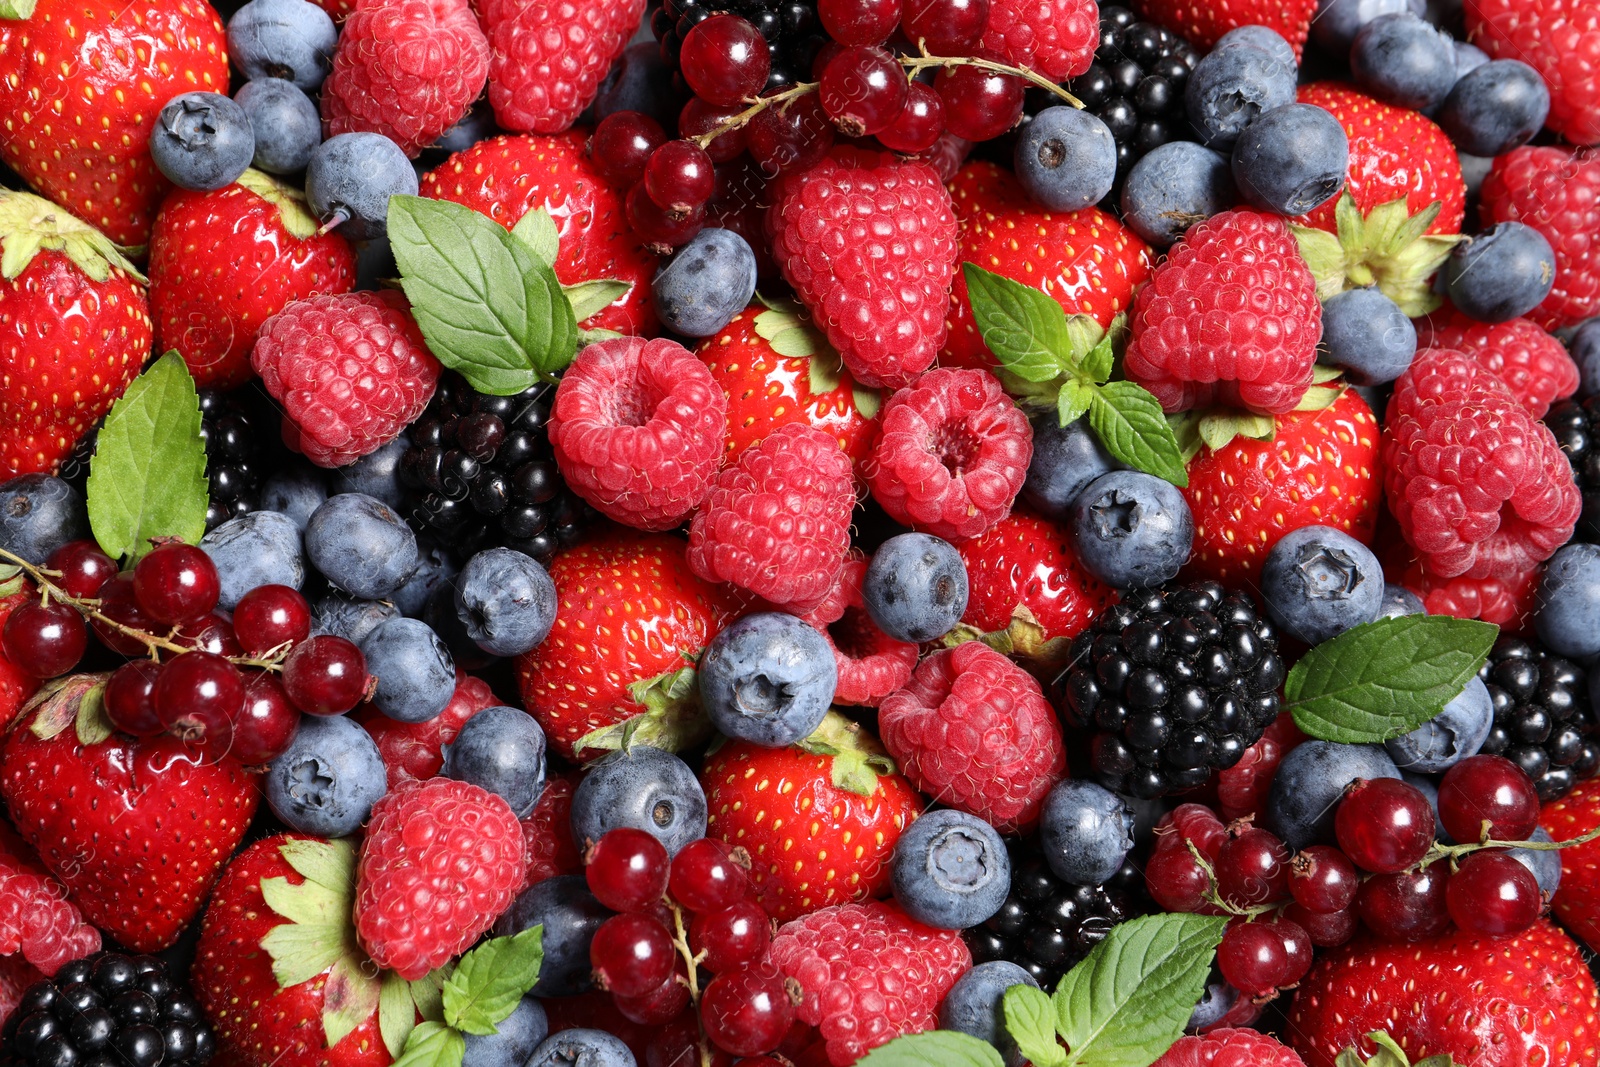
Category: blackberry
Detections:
[
  {"x1": 649, "y1": 0, "x2": 823, "y2": 91},
  {"x1": 1, "y1": 951, "x2": 215, "y2": 1067},
  {"x1": 1058, "y1": 581, "x2": 1285, "y2": 800},
  {"x1": 1477, "y1": 634, "x2": 1600, "y2": 803},
  {"x1": 399, "y1": 373, "x2": 592, "y2": 566},
  {"x1": 1544, "y1": 397, "x2": 1600, "y2": 542}
]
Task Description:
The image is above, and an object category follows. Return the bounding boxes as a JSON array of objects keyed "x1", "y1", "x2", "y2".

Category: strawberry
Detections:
[
  {"x1": 419, "y1": 131, "x2": 658, "y2": 335},
  {"x1": 481, "y1": 0, "x2": 644, "y2": 135},
  {"x1": 0, "y1": 191, "x2": 151, "y2": 478},
  {"x1": 149, "y1": 171, "x2": 357, "y2": 391},
  {"x1": 1131, "y1": 0, "x2": 1316, "y2": 57},
  {"x1": 0, "y1": 0, "x2": 229, "y2": 247},
  {"x1": 702, "y1": 712, "x2": 925, "y2": 921},
  {"x1": 1540, "y1": 775, "x2": 1600, "y2": 952},
  {"x1": 943, "y1": 160, "x2": 1152, "y2": 373},
  {"x1": 0, "y1": 673, "x2": 259, "y2": 951}
]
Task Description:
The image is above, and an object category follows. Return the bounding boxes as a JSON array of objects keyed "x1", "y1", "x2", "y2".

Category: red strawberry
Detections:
[
  {"x1": 0, "y1": 0, "x2": 228, "y2": 246},
  {"x1": 1544, "y1": 777, "x2": 1600, "y2": 954},
  {"x1": 1480, "y1": 145, "x2": 1600, "y2": 332},
  {"x1": 149, "y1": 172, "x2": 357, "y2": 391},
  {"x1": 1415, "y1": 307, "x2": 1578, "y2": 419},
  {"x1": 0, "y1": 191, "x2": 151, "y2": 478},
  {"x1": 419, "y1": 131, "x2": 658, "y2": 334},
  {"x1": 1467, "y1": 0, "x2": 1600, "y2": 148},
  {"x1": 0, "y1": 674, "x2": 259, "y2": 951},
  {"x1": 354, "y1": 667, "x2": 501, "y2": 789},
  {"x1": 1131, "y1": 0, "x2": 1315, "y2": 57},
  {"x1": 943, "y1": 161, "x2": 1152, "y2": 373},
  {"x1": 481, "y1": 0, "x2": 645, "y2": 134}
]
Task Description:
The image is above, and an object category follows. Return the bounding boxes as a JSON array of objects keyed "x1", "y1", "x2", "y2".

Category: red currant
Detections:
[
  {"x1": 876, "y1": 82, "x2": 945, "y2": 154},
  {"x1": 1288, "y1": 846, "x2": 1360, "y2": 914},
  {"x1": 232, "y1": 671, "x2": 302, "y2": 765},
  {"x1": 92, "y1": 576, "x2": 157, "y2": 656},
  {"x1": 154, "y1": 650, "x2": 245, "y2": 754},
  {"x1": 175, "y1": 611, "x2": 243, "y2": 658},
  {"x1": 1438, "y1": 754, "x2": 1541, "y2": 843},
  {"x1": 1282, "y1": 901, "x2": 1357, "y2": 948},
  {"x1": 1356, "y1": 865, "x2": 1452, "y2": 942},
  {"x1": 233, "y1": 585, "x2": 312, "y2": 657},
  {"x1": 1271, "y1": 917, "x2": 1313, "y2": 987},
  {"x1": 644, "y1": 140, "x2": 716, "y2": 217},
  {"x1": 1334, "y1": 778, "x2": 1436, "y2": 873},
  {"x1": 587, "y1": 827, "x2": 672, "y2": 913},
  {"x1": 627, "y1": 182, "x2": 706, "y2": 254},
  {"x1": 132, "y1": 542, "x2": 221, "y2": 626},
  {"x1": 1447, "y1": 850, "x2": 1543, "y2": 937},
  {"x1": 1215, "y1": 827, "x2": 1290, "y2": 907},
  {"x1": 1143, "y1": 844, "x2": 1213, "y2": 914},
  {"x1": 680, "y1": 15, "x2": 771, "y2": 106},
  {"x1": 902, "y1": 0, "x2": 990, "y2": 53},
  {"x1": 614, "y1": 969, "x2": 691, "y2": 1026},
  {"x1": 669, "y1": 838, "x2": 748, "y2": 913},
  {"x1": 590, "y1": 913, "x2": 676, "y2": 999},
  {"x1": 935, "y1": 61, "x2": 1024, "y2": 141},
  {"x1": 1216, "y1": 919, "x2": 1289, "y2": 997},
  {"x1": 699, "y1": 961, "x2": 797, "y2": 1057},
  {"x1": 818, "y1": 0, "x2": 900, "y2": 46},
  {"x1": 281, "y1": 635, "x2": 368, "y2": 716},
  {"x1": 2, "y1": 601, "x2": 87, "y2": 678},
  {"x1": 820, "y1": 47, "x2": 909, "y2": 137},
  {"x1": 648, "y1": 1012, "x2": 735, "y2": 1067},
  {"x1": 746, "y1": 94, "x2": 834, "y2": 174},
  {"x1": 690, "y1": 898, "x2": 771, "y2": 973},
  {"x1": 45, "y1": 540, "x2": 117, "y2": 599},
  {"x1": 104, "y1": 660, "x2": 165, "y2": 736},
  {"x1": 592, "y1": 111, "x2": 668, "y2": 188},
  {"x1": 679, "y1": 97, "x2": 749, "y2": 163}
]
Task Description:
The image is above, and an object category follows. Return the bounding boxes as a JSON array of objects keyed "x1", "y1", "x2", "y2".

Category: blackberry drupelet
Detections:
[
  {"x1": 198, "y1": 388, "x2": 268, "y2": 530},
  {"x1": 1, "y1": 951, "x2": 215, "y2": 1067},
  {"x1": 649, "y1": 0, "x2": 823, "y2": 91},
  {"x1": 1545, "y1": 397, "x2": 1600, "y2": 542},
  {"x1": 1058, "y1": 582, "x2": 1285, "y2": 800},
  {"x1": 400, "y1": 373, "x2": 592, "y2": 566},
  {"x1": 1477, "y1": 635, "x2": 1600, "y2": 803}
]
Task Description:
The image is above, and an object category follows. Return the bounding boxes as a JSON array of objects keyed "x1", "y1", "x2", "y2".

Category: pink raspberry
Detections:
[
  {"x1": 548, "y1": 336, "x2": 727, "y2": 531},
  {"x1": 482, "y1": 0, "x2": 646, "y2": 133},
  {"x1": 878, "y1": 641, "x2": 1066, "y2": 833},
  {"x1": 0, "y1": 827, "x2": 99, "y2": 975},
  {"x1": 800, "y1": 552, "x2": 918, "y2": 706},
  {"x1": 520, "y1": 771, "x2": 582, "y2": 892},
  {"x1": 1153, "y1": 1028, "x2": 1307, "y2": 1067},
  {"x1": 770, "y1": 900, "x2": 971, "y2": 1067},
  {"x1": 1393, "y1": 557, "x2": 1543, "y2": 628},
  {"x1": 252, "y1": 291, "x2": 441, "y2": 468},
  {"x1": 865, "y1": 367, "x2": 1031, "y2": 543},
  {"x1": 1382, "y1": 348, "x2": 1580, "y2": 580},
  {"x1": 354, "y1": 777, "x2": 526, "y2": 979},
  {"x1": 688, "y1": 423, "x2": 856, "y2": 612},
  {"x1": 1124, "y1": 209, "x2": 1321, "y2": 415},
  {"x1": 354, "y1": 669, "x2": 500, "y2": 789},
  {"x1": 1417, "y1": 307, "x2": 1579, "y2": 418},
  {"x1": 1480, "y1": 146, "x2": 1600, "y2": 331},
  {"x1": 980, "y1": 0, "x2": 1099, "y2": 81},
  {"x1": 1216, "y1": 715, "x2": 1305, "y2": 824}
]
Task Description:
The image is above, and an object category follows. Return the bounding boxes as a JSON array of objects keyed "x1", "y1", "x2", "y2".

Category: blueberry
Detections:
[
  {"x1": 200, "y1": 510, "x2": 305, "y2": 611},
  {"x1": 651, "y1": 228, "x2": 758, "y2": 337},
  {"x1": 1023, "y1": 416, "x2": 1124, "y2": 519},
  {"x1": 569, "y1": 745, "x2": 708, "y2": 856},
  {"x1": 1014, "y1": 107, "x2": 1117, "y2": 212},
  {"x1": 1377, "y1": 583, "x2": 1427, "y2": 619},
  {"x1": 1213, "y1": 24, "x2": 1298, "y2": 68},
  {"x1": 462, "y1": 996, "x2": 548, "y2": 1067},
  {"x1": 1039, "y1": 780, "x2": 1136, "y2": 886},
  {"x1": 360, "y1": 618, "x2": 456, "y2": 723},
  {"x1": 1438, "y1": 60, "x2": 1550, "y2": 161},
  {"x1": 699, "y1": 613, "x2": 836, "y2": 748},
  {"x1": 226, "y1": 0, "x2": 337, "y2": 90},
  {"x1": 1119, "y1": 141, "x2": 1236, "y2": 248},
  {"x1": 1311, "y1": 0, "x2": 1418, "y2": 57},
  {"x1": 1384, "y1": 675, "x2": 1493, "y2": 772},
  {"x1": 442, "y1": 706, "x2": 548, "y2": 818},
  {"x1": 234, "y1": 78, "x2": 321, "y2": 174},
  {"x1": 1068, "y1": 470, "x2": 1194, "y2": 590},
  {"x1": 1230, "y1": 103, "x2": 1348, "y2": 216},
  {"x1": 149, "y1": 93, "x2": 255, "y2": 192},
  {"x1": 431, "y1": 100, "x2": 503, "y2": 156},
  {"x1": 1260, "y1": 525, "x2": 1383, "y2": 644},
  {"x1": 1507, "y1": 827, "x2": 1562, "y2": 898},
  {"x1": 1444, "y1": 222, "x2": 1558, "y2": 324},
  {"x1": 1318, "y1": 287, "x2": 1417, "y2": 386},
  {"x1": 314, "y1": 595, "x2": 402, "y2": 644},
  {"x1": 526, "y1": 1029, "x2": 635, "y2": 1067},
  {"x1": 390, "y1": 536, "x2": 460, "y2": 619},
  {"x1": 1402, "y1": 770, "x2": 1451, "y2": 843},
  {"x1": 891, "y1": 809, "x2": 1010, "y2": 930},
  {"x1": 305, "y1": 132, "x2": 419, "y2": 241},
  {"x1": 1572, "y1": 317, "x2": 1600, "y2": 398},
  {"x1": 595, "y1": 42, "x2": 681, "y2": 130},
  {"x1": 305, "y1": 493, "x2": 419, "y2": 599},
  {"x1": 1262, "y1": 740, "x2": 1401, "y2": 850},
  {"x1": 1184, "y1": 43, "x2": 1297, "y2": 150},
  {"x1": 260, "y1": 465, "x2": 327, "y2": 529},
  {"x1": 495, "y1": 876, "x2": 612, "y2": 997},
  {"x1": 1350, "y1": 13, "x2": 1460, "y2": 110},
  {"x1": 0, "y1": 475, "x2": 87, "y2": 565},
  {"x1": 454, "y1": 548, "x2": 557, "y2": 657},
  {"x1": 331, "y1": 435, "x2": 409, "y2": 511},
  {"x1": 1453, "y1": 40, "x2": 1490, "y2": 78},
  {"x1": 1187, "y1": 977, "x2": 1241, "y2": 1030},
  {"x1": 939, "y1": 961, "x2": 1039, "y2": 1067},
  {"x1": 1535, "y1": 542, "x2": 1600, "y2": 661},
  {"x1": 264, "y1": 714, "x2": 387, "y2": 837},
  {"x1": 861, "y1": 533, "x2": 969, "y2": 643}
]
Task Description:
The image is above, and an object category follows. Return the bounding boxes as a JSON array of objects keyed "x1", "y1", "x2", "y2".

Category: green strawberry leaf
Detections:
[
  {"x1": 441, "y1": 927, "x2": 545, "y2": 1036},
  {"x1": 1167, "y1": 412, "x2": 1203, "y2": 464},
  {"x1": 74, "y1": 681, "x2": 112, "y2": 746},
  {"x1": 853, "y1": 385, "x2": 882, "y2": 420},
  {"x1": 1289, "y1": 194, "x2": 1461, "y2": 317},
  {"x1": 391, "y1": 1021, "x2": 465, "y2": 1067},
  {"x1": 380, "y1": 972, "x2": 418, "y2": 1059},
  {"x1": 856, "y1": 1031, "x2": 1005, "y2": 1067},
  {"x1": 85, "y1": 351, "x2": 208, "y2": 563},
  {"x1": 755, "y1": 305, "x2": 832, "y2": 361},
  {"x1": 259, "y1": 838, "x2": 361, "y2": 989},
  {"x1": 798, "y1": 710, "x2": 898, "y2": 796},
  {"x1": 510, "y1": 207, "x2": 560, "y2": 267},
  {"x1": 323, "y1": 954, "x2": 381, "y2": 1048},
  {"x1": 0, "y1": 0, "x2": 38, "y2": 19},
  {"x1": 1197, "y1": 409, "x2": 1276, "y2": 453},
  {"x1": 563, "y1": 280, "x2": 632, "y2": 323},
  {"x1": 963, "y1": 262, "x2": 1076, "y2": 383},
  {"x1": 25, "y1": 673, "x2": 109, "y2": 742},
  {"x1": 811, "y1": 349, "x2": 844, "y2": 395},
  {"x1": 1087, "y1": 381, "x2": 1188, "y2": 487},
  {"x1": 1003, "y1": 985, "x2": 1067, "y2": 1067},
  {"x1": 411, "y1": 969, "x2": 448, "y2": 1023},
  {"x1": 1287, "y1": 615, "x2": 1499, "y2": 743},
  {"x1": 577, "y1": 666, "x2": 707, "y2": 757},
  {"x1": 1335, "y1": 1031, "x2": 1460, "y2": 1067}
]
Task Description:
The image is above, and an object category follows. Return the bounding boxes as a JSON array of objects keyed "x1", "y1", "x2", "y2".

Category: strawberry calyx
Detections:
[
  {"x1": 577, "y1": 665, "x2": 709, "y2": 758},
  {"x1": 1335, "y1": 1030, "x2": 1458, "y2": 1067},
  {"x1": 20, "y1": 672, "x2": 111, "y2": 747},
  {"x1": 1290, "y1": 193, "x2": 1461, "y2": 317},
  {"x1": 0, "y1": 0, "x2": 36, "y2": 20},
  {"x1": 942, "y1": 606, "x2": 1071, "y2": 671},
  {"x1": 0, "y1": 189, "x2": 144, "y2": 284},
  {"x1": 234, "y1": 169, "x2": 321, "y2": 240},
  {"x1": 795, "y1": 709, "x2": 897, "y2": 797},
  {"x1": 1169, "y1": 367, "x2": 1348, "y2": 456},
  {"x1": 752, "y1": 299, "x2": 882, "y2": 419}
]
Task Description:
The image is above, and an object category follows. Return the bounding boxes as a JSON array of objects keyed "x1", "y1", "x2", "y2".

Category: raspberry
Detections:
[
  {"x1": 1381, "y1": 348, "x2": 1580, "y2": 580},
  {"x1": 769, "y1": 900, "x2": 971, "y2": 1067},
  {"x1": 482, "y1": 0, "x2": 645, "y2": 134},
  {"x1": 1390, "y1": 556, "x2": 1542, "y2": 627},
  {"x1": 547, "y1": 336, "x2": 727, "y2": 531},
  {"x1": 353, "y1": 777, "x2": 526, "y2": 979},
  {"x1": 251, "y1": 291, "x2": 441, "y2": 468},
  {"x1": 319, "y1": 0, "x2": 489, "y2": 158},
  {"x1": 1216, "y1": 714, "x2": 1305, "y2": 823},
  {"x1": 1467, "y1": 0, "x2": 1600, "y2": 148},
  {"x1": 980, "y1": 0, "x2": 1100, "y2": 81},
  {"x1": 520, "y1": 771, "x2": 581, "y2": 891},
  {"x1": 1417, "y1": 308, "x2": 1578, "y2": 419},
  {"x1": 0, "y1": 833, "x2": 100, "y2": 975},
  {"x1": 354, "y1": 669, "x2": 500, "y2": 789},
  {"x1": 879, "y1": 641, "x2": 1066, "y2": 833},
  {"x1": 1153, "y1": 1028, "x2": 1307, "y2": 1067},
  {"x1": 1124, "y1": 209, "x2": 1321, "y2": 415},
  {"x1": 768, "y1": 148, "x2": 960, "y2": 389},
  {"x1": 799, "y1": 553, "x2": 919, "y2": 707},
  {"x1": 688, "y1": 423, "x2": 856, "y2": 612},
  {"x1": 1480, "y1": 146, "x2": 1600, "y2": 331},
  {"x1": 864, "y1": 368, "x2": 1032, "y2": 543}
]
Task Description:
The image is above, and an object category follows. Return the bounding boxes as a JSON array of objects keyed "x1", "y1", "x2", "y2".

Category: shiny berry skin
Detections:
[
  {"x1": 902, "y1": 0, "x2": 990, "y2": 53},
  {"x1": 1447, "y1": 849, "x2": 1544, "y2": 936},
  {"x1": 92, "y1": 576, "x2": 157, "y2": 656},
  {"x1": 746, "y1": 94, "x2": 834, "y2": 174},
  {"x1": 1273, "y1": 916, "x2": 1314, "y2": 987},
  {"x1": 46, "y1": 540, "x2": 118, "y2": 598},
  {"x1": 586, "y1": 828, "x2": 671, "y2": 913},
  {"x1": 1143, "y1": 843, "x2": 1214, "y2": 913},
  {"x1": 818, "y1": 0, "x2": 901, "y2": 45},
  {"x1": 590, "y1": 913, "x2": 676, "y2": 998},
  {"x1": 1288, "y1": 846, "x2": 1360, "y2": 914},
  {"x1": 232, "y1": 584, "x2": 311, "y2": 657},
  {"x1": 935, "y1": 62, "x2": 1024, "y2": 141},
  {"x1": 1356, "y1": 865, "x2": 1452, "y2": 941},
  {"x1": 131, "y1": 542, "x2": 221, "y2": 626},
  {"x1": 1283, "y1": 901, "x2": 1357, "y2": 947},
  {"x1": 1334, "y1": 778, "x2": 1437, "y2": 873},
  {"x1": 690, "y1": 898, "x2": 771, "y2": 973},
  {"x1": 669, "y1": 838, "x2": 748, "y2": 913},
  {"x1": 105, "y1": 660, "x2": 166, "y2": 736},
  {"x1": 1215, "y1": 827, "x2": 1290, "y2": 906},
  {"x1": 1438, "y1": 754, "x2": 1541, "y2": 842},
  {"x1": 614, "y1": 970, "x2": 692, "y2": 1025},
  {"x1": 876, "y1": 81, "x2": 945, "y2": 153},
  {"x1": 626, "y1": 182, "x2": 706, "y2": 253},
  {"x1": 232, "y1": 671, "x2": 302, "y2": 764},
  {"x1": 2, "y1": 601, "x2": 87, "y2": 678},
  {"x1": 1217, "y1": 919, "x2": 1289, "y2": 996},
  {"x1": 154, "y1": 649, "x2": 244, "y2": 739},
  {"x1": 281, "y1": 634, "x2": 369, "y2": 716},
  {"x1": 679, "y1": 97, "x2": 749, "y2": 163},
  {"x1": 644, "y1": 140, "x2": 716, "y2": 216},
  {"x1": 699, "y1": 961, "x2": 797, "y2": 1057},
  {"x1": 819, "y1": 47, "x2": 909, "y2": 137},
  {"x1": 591, "y1": 111, "x2": 667, "y2": 188},
  {"x1": 175, "y1": 611, "x2": 243, "y2": 657},
  {"x1": 680, "y1": 15, "x2": 772, "y2": 107}
]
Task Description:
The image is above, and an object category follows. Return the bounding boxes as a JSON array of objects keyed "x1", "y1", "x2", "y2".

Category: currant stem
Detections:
[
  {"x1": 690, "y1": 81, "x2": 819, "y2": 149},
  {"x1": 1185, "y1": 840, "x2": 1279, "y2": 920},
  {"x1": 1422, "y1": 822, "x2": 1600, "y2": 870},
  {"x1": 665, "y1": 900, "x2": 718, "y2": 1067}
]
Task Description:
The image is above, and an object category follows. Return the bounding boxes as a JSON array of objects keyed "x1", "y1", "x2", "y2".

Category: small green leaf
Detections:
[
  {"x1": 0, "y1": 0, "x2": 38, "y2": 18},
  {"x1": 322, "y1": 954, "x2": 381, "y2": 1048},
  {"x1": 74, "y1": 682, "x2": 111, "y2": 746},
  {"x1": 391, "y1": 1021, "x2": 466, "y2": 1067},
  {"x1": 441, "y1": 927, "x2": 545, "y2": 1036},
  {"x1": 0, "y1": 562, "x2": 21, "y2": 597},
  {"x1": 855, "y1": 1031, "x2": 1005, "y2": 1067},
  {"x1": 963, "y1": 262, "x2": 1074, "y2": 383},
  {"x1": 577, "y1": 666, "x2": 706, "y2": 757},
  {"x1": 511, "y1": 207, "x2": 559, "y2": 267},
  {"x1": 810, "y1": 349, "x2": 844, "y2": 394},
  {"x1": 853, "y1": 385, "x2": 882, "y2": 420},
  {"x1": 1003, "y1": 985, "x2": 1067, "y2": 1067},
  {"x1": 1087, "y1": 381, "x2": 1188, "y2": 487},
  {"x1": 411, "y1": 969, "x2": 448, "y2": 1023},
  {"x1": 1197, "y1": 410, "x2": 1275, "y2": 452},
  {"x1": 1287, "y1": 615, "x2": 1499, "y2": 743},
  {"x1": 25, "y1": 674, "x2": 107, "y2": 741},
  {"x1": 1057, "y1": 379, "x2": 1094, "y2": 425},
  {"x1": 258, "y1": 838, "x2": 361, "y2": 990},
  {"x1": 380, "y1": 972, "x2": 418, "y2": 1059},
  {"x1": 86, "y1": 351, "x2": 208, "y2": 562},
  {"x1": 563, "y1": 280, "x2": 632, "y2": 323},
  {"x1": 1167, "y1": 412, "x2": 1202, "y2": 464},
  {"x1": 755, "y1": 306, "x2": 831, "y2": 361},
  {"x1": 1079, "y1": 327, "x2": 1117, "y2": 386}
]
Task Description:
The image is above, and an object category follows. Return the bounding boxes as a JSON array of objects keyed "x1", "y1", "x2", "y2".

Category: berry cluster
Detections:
[{"x1": 1476, "y1": 637, "x2": 1599, "y2": 802}]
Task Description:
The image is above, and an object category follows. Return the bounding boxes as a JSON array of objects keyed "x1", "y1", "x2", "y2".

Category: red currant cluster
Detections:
[{"x1": 585, "y1": 828, "x2": 798, "y2": 1062}]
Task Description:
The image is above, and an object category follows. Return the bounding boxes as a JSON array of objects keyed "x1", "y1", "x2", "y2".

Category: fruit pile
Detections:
[{"x1": 4, "y1": 0, "x2": 1600, "y2": 1062}]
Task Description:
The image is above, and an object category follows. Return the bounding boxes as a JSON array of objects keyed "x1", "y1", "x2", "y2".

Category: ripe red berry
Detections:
[
  {"x1": 1438, "y1": 754, "x2": 1541, "y2": 843},
  {"x1": 175, "y1": 611, "x2": 243, "y2": 658},
  {"x1": 626, "y1": 182, "x2": 706, "y2": 253},
  {"x1": 1447, "y1": 850, "x2": 1544, "y2": 937},
  {"x1": 876, "y1": 81, "x2": 945, "y2": 154},
  {"x1": 1273, "y1": 917, "x2": 1314, "y2": 986},
  {"x1": 281, "y1": 634, "x2": 369, "y2": 716},
  {"x1": 644, "y1": 140, "x2": 716, "y2": 216},
  {"x1": 1217, "y1": 919, "x2": 1290, "y2": 996},
  {"x1": 1283, "y1": 901, "x2": 1357, "y2": 948},
  {"x1": 690, "y1": 898, "x2": 772, "y2": 973},
  {"x1": 669, "y1": 838, "x2": 748, "y2": 913},
  {"x1": 92, "y1": 576, "x2": 157, "y2": 656},
  {"x1": 233, "y1": 584, "x2": 312, "y2": 657},
  {"x1": 586, "y1": 828, "x2": 671, "y2": 913},
  {"x1": 1143, "y1": 844, "x2": 1213, "y2": 914},
  {"x1": 820, "y1": 47, "x2": 909, "y2": 137},
  {"x1": 679, "y1": 97, "x2": 749, "y2": 163},
  {"x1": 902, "y1": 0, "x2": 990, "y2": 53},
  {"x1": 1356, "y1": 865, "x2": 1452, "y2": 942},
  {"x1": 680, "y1": 15, "x2": 771, "y2": 106},
  {"x1": 590, "y1": 912, "x2": 676, "y2": 998},
  {"x1": 934, "y1": 62, "x2": 1024, "y2": 141},
  {"x1": 1, "y1": 601, "x2": 87, "y2": 679},
  {"x1": 132, "y1": 542, "x2": 221, "y2": 625},
  {"x1": 154, "y1": 650, "x2": 246, "y2": 754},
  {"x1": 1288, "y1": 846, "x2": 1360, "y2": 914},
  {"x1": 591, "y1": 110, "x2": 668, "y2": 188},
  {"x1": 45, "y1": 540, "x2": 117, "y2": 599},
  {"x1": 1335, "y1": 778, "x2": 1437, "y2": 873},
  {"x1": 699, "y1": 961, "x2": 797, "y2": 1057},
  {"x1": 104, "y1": 660, "x2": 165, "y2": 737},
  {"x1": 746, "y1": 93, "x2": 835, "y2": 174},
  {"x1": 232, "y1": 671, "x2": 302, "y2": 765},
  {"x1": 818, "y1": 0, "x2": 901, "y2": 44},
  {"x1": 613, "y1": 969, "x2": 692, "y2": 1025},
  {"x1": 1215, "y1": 827, "x2": 1290, "y2": 907}
]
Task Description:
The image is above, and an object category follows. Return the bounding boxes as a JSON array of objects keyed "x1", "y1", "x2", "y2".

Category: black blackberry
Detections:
[
  {"x1": 1477, "y1": 634, "x2": 1600, "y2": 803},
  {"x1": 1544, "y1": 396, "x2": 1600, "y2": 542},
  {"x1": 399, "y1": 373, "x2": 592, "y2": 566},
  {"x1": 1, "y1": 952, "x2": 215, "y2": 1067},
  {"x1": 1058, "y1": 581, "x2": 1285, "y2": 800},
  {"x1": 649, "y1": 0, "x2": 824, "y2": 91}
]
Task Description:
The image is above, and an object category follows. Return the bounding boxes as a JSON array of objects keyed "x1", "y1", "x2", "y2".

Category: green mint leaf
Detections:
[
  {"x1": 962, "y1": 262, "x2": 1074, "y2": 383},
  {"x1": 0, "y1": 0, "x2": 37, "y2": 18},
  {"x1": 856, "y1": 1031, "x2": 1005, "y2": 1067},
  {"x1": 388, "y1": 195, "x2": 577, "y2": 396},
  {"x1": 1057, "y1": 379, "x2": 1094, "y2": 425},
  {"x1": 1079, "y1": 329, "x2": 1116, "y2": 386},
  {"x1": 1053, "y1": 913, "x2": 1228, "y2": 1067},
  {"x1": 441, "y1": 927, "x2": 545, "y2": 1035},
  {"x1": 86, "y1": 351, "x2": 207, "y2": 562},
  {"x1": 510, "y1": 207, "x2": 559, "y2": 267},
  {"x1": 380, "y1": 972, "x2": 418, "y2": 1059},
  {"x1": 1003, "y1": 985, "x2": 1067, "y2": 1067},
  {"x1": 391, "y1": 1021, "x2": 465, "y2": 1067},
  {"x1": 1287, "y1": 615, "x2": 1499, "y2": 743},
  {"x1": 1087, "y1": 381, "x2": 1188, "y2": 487},
  {"x1": 563, "y1": 280, "x2": 632, "y2": 323}
]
